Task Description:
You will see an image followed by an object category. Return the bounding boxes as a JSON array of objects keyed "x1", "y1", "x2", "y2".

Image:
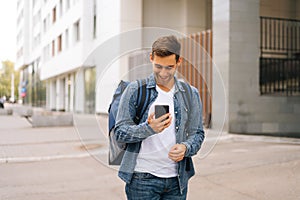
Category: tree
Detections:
[{"x1": 0, "y1": 60, "x2": 20, "y2": 101}]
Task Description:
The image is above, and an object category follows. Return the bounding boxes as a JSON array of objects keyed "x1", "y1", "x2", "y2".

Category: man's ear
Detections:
[
  {"x1": 177, "y1": 57, "x2": 182, "y2": 65},
  {"x1": 150, "y1": 53, "x2": 153, "y2": 62}
]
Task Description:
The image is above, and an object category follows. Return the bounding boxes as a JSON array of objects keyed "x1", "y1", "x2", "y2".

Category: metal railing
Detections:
[
  {"x1": 260, "y1": 16, "x2": 300, "y2": 95},
  {"x1": 178, "y1": 31, "x2": 212, "y2": 127},
  {"x1": 260, "y1": 57, "x2": 300, "y2": 95},
  {"x1": 260, "y1": 16, "x2": 300, "y2": 56}
]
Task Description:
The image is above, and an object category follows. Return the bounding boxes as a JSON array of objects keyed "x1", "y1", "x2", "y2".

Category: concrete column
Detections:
[
  {"x1": 64, "y1": 76, "x2": 69, "y2": 112},
  {"x1": 75, "y1": 69, "x2": 84, "y2": 113},
  {"x1": 49, "y1": 80, "x2": 56, "y2": 110},
  {"x1": 228, "y1": 0, "x2": 260, "y2": 132},
  {"x1": 212, "y1": 0, "x2": 260, "y2": 132},
  {"x1": 46, "y1": 81, "x2": 50, "y2": 110},
  {"x1": 212, "y1": 0, "x2": 230, "y2": 131},
  {"x1": 69, "y1": 74, "x2": 75, "y2": 112},
  {"x1": 56, "y1": 78, "x2": 65, "y2": 111}
]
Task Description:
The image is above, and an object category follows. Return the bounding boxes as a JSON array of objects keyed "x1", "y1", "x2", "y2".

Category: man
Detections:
[
  {"x1": 0, "y1": 97, "x2": 4, "y2": 109},
  {"x1": 114, "y1": 35, "x2": 205, "y2": 199}
]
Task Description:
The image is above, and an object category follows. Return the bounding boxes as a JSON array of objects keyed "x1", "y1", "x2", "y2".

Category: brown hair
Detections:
[{"x1": 151, "y1": 35, "x2": 181, "y2": 62}]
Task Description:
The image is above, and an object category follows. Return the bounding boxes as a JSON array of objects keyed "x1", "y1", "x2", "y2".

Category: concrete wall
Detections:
[
  {"x1": 260, "y1": 0, "x2": 300, "y2": 20},
  {"x1": 143, "y1": 0, "x2": 212, "y2": 35}
]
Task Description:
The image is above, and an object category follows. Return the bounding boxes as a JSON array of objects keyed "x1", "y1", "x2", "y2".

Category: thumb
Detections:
[
  {"x1": 170, "y1": 144, "x2": 179, "y2": 152},
  {"x1": 149, "y1": 112, "x2": 155, "y2": 119}
]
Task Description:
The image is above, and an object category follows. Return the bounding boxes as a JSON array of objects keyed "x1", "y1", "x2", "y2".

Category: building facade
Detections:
[{"x1": 16, "y1": 0, "x2": 300, "y2": 136}]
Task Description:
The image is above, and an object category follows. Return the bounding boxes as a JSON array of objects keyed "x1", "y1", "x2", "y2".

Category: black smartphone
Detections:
[{"x1": 155, "y1": 105, "x2": 169, "y2": 119}]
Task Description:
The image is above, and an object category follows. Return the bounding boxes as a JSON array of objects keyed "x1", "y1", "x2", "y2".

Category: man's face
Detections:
[{"x1": 150, "y1": 54, "x2": 181, "y2": 88}]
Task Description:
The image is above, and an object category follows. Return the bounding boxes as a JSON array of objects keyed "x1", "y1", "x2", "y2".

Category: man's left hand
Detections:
[{"x1": 168, "y1": 144, "x2": 186, "y2": 162}]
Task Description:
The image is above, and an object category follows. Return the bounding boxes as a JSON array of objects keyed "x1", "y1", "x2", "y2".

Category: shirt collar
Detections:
[{"x1": 147, "y1": 73, "x2": 185, "y2": 93}]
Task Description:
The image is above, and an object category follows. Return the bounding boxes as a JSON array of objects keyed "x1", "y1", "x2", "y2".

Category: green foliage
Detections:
[{"x1": 0, "y1": 60, "x2": 20, "y2": 99}]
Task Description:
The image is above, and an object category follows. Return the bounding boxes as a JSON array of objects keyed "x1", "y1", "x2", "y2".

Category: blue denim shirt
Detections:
[{"x1": 114, "y1": 73, "x2": 205, "y2": 194}]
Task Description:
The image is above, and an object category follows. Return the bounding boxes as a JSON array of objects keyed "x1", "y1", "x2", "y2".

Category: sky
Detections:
[{"x1": 0, "y1": 0, "x2": 17, "y2": 63}]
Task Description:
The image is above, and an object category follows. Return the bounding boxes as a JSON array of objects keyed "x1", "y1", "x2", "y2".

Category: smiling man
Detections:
[{"x1": 114, "y1": 35, "x2": 205, "y2": 200}]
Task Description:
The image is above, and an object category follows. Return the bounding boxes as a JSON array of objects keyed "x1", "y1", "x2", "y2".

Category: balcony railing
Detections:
[
  {"x1": 260, "y1": 16, "x2": 300, "y2": 96},
  {"x1": 260, "y1": 57, "x2": 300, "y2": 95}
]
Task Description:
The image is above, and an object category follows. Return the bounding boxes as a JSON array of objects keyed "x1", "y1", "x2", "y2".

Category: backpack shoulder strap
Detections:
[
  {"x1": 180, "y1": 81, "x2": 194, "y2": 135},
  {"x1": 134, "y1": 79, "x2": 150, "y2": 124},
  {"x1": 180, "y1": 81, "x2": 193, "y2": 112}
]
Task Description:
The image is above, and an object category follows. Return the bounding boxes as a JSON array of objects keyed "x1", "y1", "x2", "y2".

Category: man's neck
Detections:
[{"x1": 157, "y1": 80, "x2": 175, "y2": 92}]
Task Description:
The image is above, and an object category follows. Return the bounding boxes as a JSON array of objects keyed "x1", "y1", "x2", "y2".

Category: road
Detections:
[{"x1": 0, "y1": 109, "x2": 300, "y2": 199}]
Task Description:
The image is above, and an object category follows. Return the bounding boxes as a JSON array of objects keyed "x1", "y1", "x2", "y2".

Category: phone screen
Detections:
[{"x1": 155, "y1": 105, "x2": 169, "y2": 119}]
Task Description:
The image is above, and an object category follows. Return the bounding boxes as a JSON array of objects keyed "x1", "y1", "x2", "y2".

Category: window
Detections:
[
  {"x1": 93, "y1": 15, "x2": 97, "y2": 38},
  {"x1": 93, "y1": 0, "x2": 97, "y2": 38},
  {"x1": 43, "y1": 19, "x2": 46, "y2": 33},
  {"x1": 65, "y1": 29, "x2": 69, "y2": 48},
  {"x1": 58, "y1": 35, "x2": 62, "y2": 52},
  {"x1": 66, "y1": 0, "x2": 70, "y2": 11},
  {"x1": 33, "y1": 10, "x2": 41, "y2": 27},
  {"x1": 74, "y1": 20, "x2": 80, "y2": 42},
  {"x1": 33, "y1": 0, "x2": 37, "y2": 8},
  {"x1": 59, "y1": 0, "x2": 63, "y2": 17},
  {"x1": 43, "y1": 45, "x2": 50, "y2": 61},
  {"x1": 52, "y1": 40, "x2": 55, "y2": 56},
  {"x1": 17, "y1": 47, "x2": 23, "y2": 58},
  {"x1": 52, "y1": 7, "x2": 56, "y2": 23},
  {"x1": 47, "y1": 14, "x2": 50, "y2": 29},
  {"x1": 33, "y1": 34, "x2": 41, "y2": 48}
]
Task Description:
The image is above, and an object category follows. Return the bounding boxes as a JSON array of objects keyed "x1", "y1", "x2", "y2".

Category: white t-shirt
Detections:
[{"x1": 134, "y1": 85, "x2": 177, "y2": 178}]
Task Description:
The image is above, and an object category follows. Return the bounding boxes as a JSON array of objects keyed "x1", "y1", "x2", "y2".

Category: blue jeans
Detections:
[{"x1": 125, "y1": 173, "x2": 187, "y2": 200}]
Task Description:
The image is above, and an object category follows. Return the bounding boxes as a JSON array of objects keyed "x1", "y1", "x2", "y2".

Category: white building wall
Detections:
[
  {"x1": 16, "y1": 0, "x2": 31, "y2": 69},
  {"x1": 40, "y1": 0, "x2": 85, "y2": 80},
  {"x1": 38, "y1": 0, "x2": 91, "y2": 112}
]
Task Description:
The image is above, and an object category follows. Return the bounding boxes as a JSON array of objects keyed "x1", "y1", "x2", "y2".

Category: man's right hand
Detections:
[{"x1": 147, "y1": 112, "x2": 172, "y2": 133}]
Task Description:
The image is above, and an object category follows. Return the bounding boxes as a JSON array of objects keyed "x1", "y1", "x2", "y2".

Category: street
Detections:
[{"x1": 0, "y1": 112, "x2": 300, "y2": 199}]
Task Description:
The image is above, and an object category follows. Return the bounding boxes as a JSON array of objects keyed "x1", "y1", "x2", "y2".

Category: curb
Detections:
[{"x1": 0, "y1": 148, "x2": 107, "y2": 164}]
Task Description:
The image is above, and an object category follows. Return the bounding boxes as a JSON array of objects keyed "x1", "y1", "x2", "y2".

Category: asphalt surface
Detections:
[{"x1": 0, "y1": 105, "x2": 300, "y2": 199}]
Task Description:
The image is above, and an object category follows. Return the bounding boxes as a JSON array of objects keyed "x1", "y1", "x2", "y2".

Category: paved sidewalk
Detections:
[
  {"x1": 0, "y1": 106, "x2": 300, "y2": 199},
  {"x1": 0, "y1": 109, "x2": 107, "y2": 164}
]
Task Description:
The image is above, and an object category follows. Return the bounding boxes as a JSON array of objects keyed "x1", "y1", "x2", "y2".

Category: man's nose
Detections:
[{"x1": 160, "y1": 67, "x2": 169, "y2": 75}]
